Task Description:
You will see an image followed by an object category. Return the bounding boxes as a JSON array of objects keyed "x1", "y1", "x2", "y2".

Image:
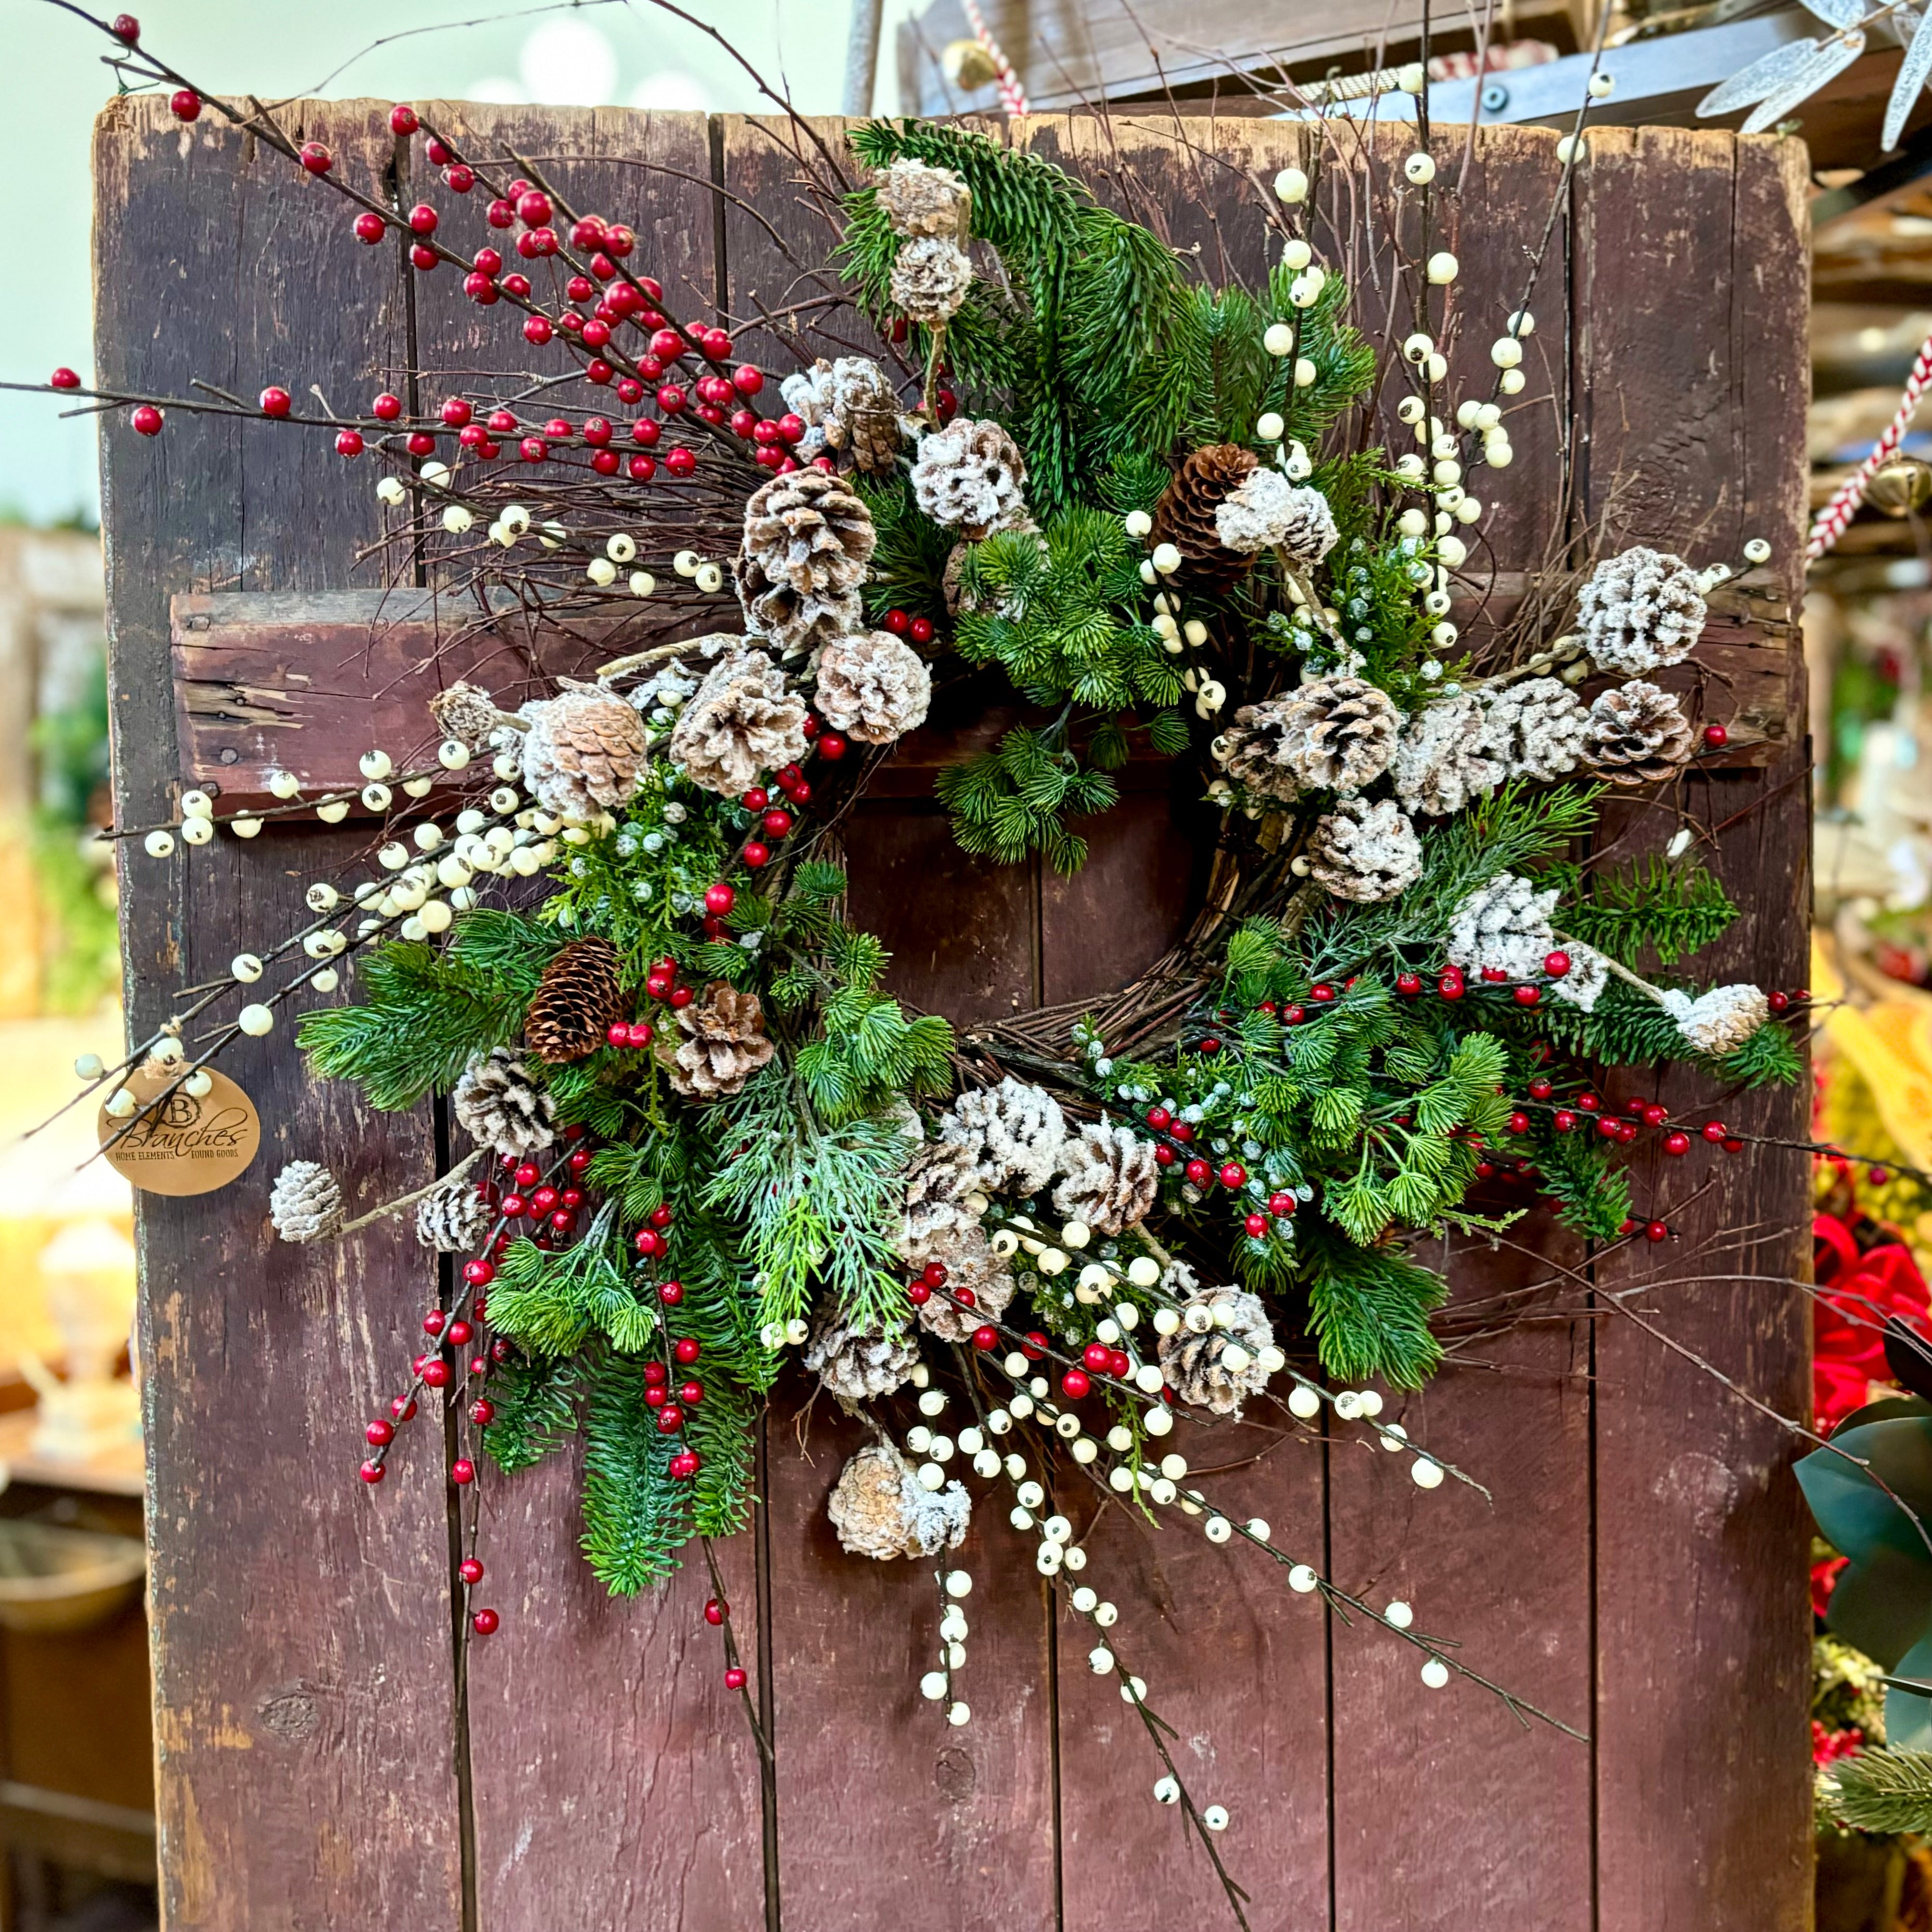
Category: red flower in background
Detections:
[{"x1": 1814, "y1": 1212, "x2": 1932, "y2": 1435}]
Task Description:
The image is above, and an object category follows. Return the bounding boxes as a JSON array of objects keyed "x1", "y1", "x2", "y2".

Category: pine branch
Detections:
[
  {"x1": 1824, "y1": 1748, "x2": 1932, "y2": 1835},
  {"x1": 481, "y1": 1352, "x2": 583, "y2": 1474},
  {"x1": 1299, "y1": 1221, "x2": 1446, "y2": 1388}
]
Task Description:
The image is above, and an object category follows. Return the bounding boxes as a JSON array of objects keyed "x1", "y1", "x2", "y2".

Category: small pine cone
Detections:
[
  {"x1": 828, "y1": 1442, "x2": 970, "y2": 1560},
  {"x1": 891, "y1": 236, "x2": 974, "y2": 325},
  {"x1": 269, "y1": 1159, "x2": 343, "y2": 1243},
  {"x1": 1585, "y1": 679, "x2": 1693, "y2": 785},
  {"x1": 913, "y1": 1221, "x2": 1015, "y2": 1344},
  {"x1": 669, "y1": 649, "x2": 812, "y2": 795},
  {"x1": 1158, "y1": 1285, "x2": 1275, "y2": 1417},
  {"x1": 1308, "y1": 797, "x2": 1423, "y2": 904},
  {"x1": 1219, "y1": 709, "x2": 1303, "y2": 804},
  {"x1": 415, "y1": 1172, "x2": 493, "y2": 1253},
  {"x1": 1483, "y1": 677, "x2": 1588, "y2": 783},
  {"x1": 1152, "y1": 444, "x2": 1261, "y2": 590},
  {"x1": 737, "y1": 470, "x2": 876, "y2": 656},
  {"x1": 1663, "y1": 983, "x2": 1769, "y2": 1057},
  {"x1": 453, "y1": 1048, "x2": 557, "y2": 1156},
  {"x1": 910, "y1": 418, "x2": 1029, "y2": 541},
  {"x1": 875, "y1": 157, "x2": 971, "y2": 239},
  {"x1": 898, "y1": 1141, "x2": 981, "y2": 1257},
  {"x1": 805, "y1": 1307, "x2": 921, "y2": 1405},
  {"x1": 520, "y1": 684, "x2": 649, "y2": 820},
  {"x1": 813, "y1": 631, "x2": 932, "y2": 745},
  {"x1": 654, "y1": 982, "x2": 775, "y2": 1101},
  {"x1": 1548, "y1": 942, "x2": 1610, "y2": 1012},
  {"x1": 1268, "y1": 677, "x2": 1401, "y2": 793},
  {"x1": 1391, "y1": 694, "x2": 1506, "y2": 816},
  {"x1": 1214, "y1": 469, "x2": 1338, "y2": 564},
  {"x1": 525, "y1": 937, "x2": 627, "y2": 1064},
  {"x1": 779, "y1": 357, "x2": 904, "y2": 473},
  {"x1": 1446, "y1": 872, "x2": 1560, "y2": 982},
  {"x1": 1576, "y1": 546, "x2": 1707, "y2": 677},
  {"x1": 1051, "y1": 1122, "x2": 1159, "y2": 1237},
  {"x1": 937, "y1": 1077, "x2": 1066, "y2": 1197},
  {"x1": 429, "y1": 680, "x2": 506, "y2": 753}
]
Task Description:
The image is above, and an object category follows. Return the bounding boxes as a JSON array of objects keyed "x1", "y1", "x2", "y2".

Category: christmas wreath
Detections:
[{"x1": 36, "y1": 13, "x2": 1805, "y2": 1915}]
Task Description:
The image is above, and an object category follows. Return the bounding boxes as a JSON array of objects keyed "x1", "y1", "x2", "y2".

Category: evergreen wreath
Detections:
[{"x1": 31, "y1": 16, "x2": 1808, "y2": 1919}]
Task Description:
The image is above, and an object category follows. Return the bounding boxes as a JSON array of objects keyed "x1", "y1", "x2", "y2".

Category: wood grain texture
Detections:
[
  {"x1": 1577, "y1": 129, "x2": 1814, "y2": 1932},
  {"x1": 96, "y1": 96, "x2": 463, "y2": 1931}
]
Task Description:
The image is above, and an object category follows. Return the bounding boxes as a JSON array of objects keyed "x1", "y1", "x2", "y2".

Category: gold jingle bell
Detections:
[
  {"x1": 1867, "y1": 456, "x2": 1932, "y2": 517},
  {"x1": 941, "y1": 37, "x2": 1002, "y2": 90}
]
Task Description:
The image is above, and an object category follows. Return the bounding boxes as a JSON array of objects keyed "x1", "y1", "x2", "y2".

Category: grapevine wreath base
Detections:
[{"x1": 32, "y1": 11, "x2": 1813, "y2": 1921}]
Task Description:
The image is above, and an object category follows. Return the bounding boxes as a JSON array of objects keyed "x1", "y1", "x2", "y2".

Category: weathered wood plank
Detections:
[
  {"x1": 1578, "y1": 126, "x2": 1813, "y2": 1932},
  {"x1": 401, "y1": 101, "x2": 772, "y2": 1932},
  {"x1": 96, "y1": 95, "x2": 463, "y2": 1931}
]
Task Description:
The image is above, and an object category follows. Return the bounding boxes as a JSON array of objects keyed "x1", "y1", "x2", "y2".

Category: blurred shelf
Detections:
[{"x1": 0, "y1": 1414, "x2": 141, "y2": 1502}]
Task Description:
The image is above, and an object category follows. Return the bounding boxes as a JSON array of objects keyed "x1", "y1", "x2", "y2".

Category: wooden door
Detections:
[{"x1": 95, "y1": 100, "x2": 1812, "y2": 1930}]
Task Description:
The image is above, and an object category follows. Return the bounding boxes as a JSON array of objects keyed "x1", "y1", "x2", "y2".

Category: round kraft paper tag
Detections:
[{"x1": 98, "y1": 1061, "x2": 262, "y2": 1196}]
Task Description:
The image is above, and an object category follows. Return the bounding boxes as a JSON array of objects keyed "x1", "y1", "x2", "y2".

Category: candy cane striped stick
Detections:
[
  {"x1": 961, "y1": 0, "x2": 1031, "y2": 116},
  {"x1": 1809, "y1": 322, "x2": 1932, "y2": 561}
]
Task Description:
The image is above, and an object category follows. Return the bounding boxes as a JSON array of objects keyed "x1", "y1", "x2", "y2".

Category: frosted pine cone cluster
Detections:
[
  {"x1": 429, "y1": 680, "x2": 507, "y2": 753},
  {"x1": 812, "y1": 631, "x2": 933, "y2": 745},
  {"x1": 891, "y1": 236, "x2": 974, "y2": 325},
  {"x1": 898, "y1": 1141, "x2": 981, "y2": 1255},
  {"x1": 519, "y1": 684, "x2": 649, "y2": 820},
  {"x1": 1215, "y1": 468, "x2": 1338, "y2": 563},
  {"x1": 1051, "y1": 1123, "x2": 1159, "y2": 1235},
  {"x1": 669, "y1": 649, "x2": 812, "y2": 795},
  {"x1": 1585, "y1": 680, "x2": 1693, "y2": 785},
  {"x1": 828, "y1": 1441, "x2": 970, "y2": 1560},
  {"x1": 1267, "y1": 677, "x2": 1401, "y2": 793},
  {"x1": 914, "y1": 1223, "x2": 1016, "y2": 1342},
  {"x1": 1309, "y1": 797, "x2": 1423, "y2": 903},
  {"x1": 1483, "y1": 677, "x2": 1588, "y2": 782},
  {"x1": 938, "y1": 1078, "x2": 1067, "y2": 1196},
  {"x1": 779, "y1": 356, "x2": 903, "y2": 473},
  {"x1": 1391, "y1": 695, "x2": 1505, "y2": 816},
  {"x1": 1158, "y1": 1286, "x2": 1275, "y2": 1418},
  {"x1": 911, "y1": 418, "x2": 1029, "y2": 539},
  {"x1": 735, "y1": 469, "x2": 875, "y2": 654},
  {"x1": 1447, "y1": 873, "x2": 1560, "y2": 982},
  {"x1": 1664, "y1": 983, "x2": 1768, "y2": 1056},
  {"x1": 269, "y1": 1159, "x2": 344, "y2": 1243},
  {"x1": 805, "y1": 1307, "x2": 921, "y2": 1404},
  {"x1": 453, "y1": 1049, "x2": 556, "y2": 1155},
  {"x1": 875, "y1": 158, "x2": 971, "y2": 238},
  {"x1": 1575, "y1": 546, "x2": 1707, "y2": 677}
]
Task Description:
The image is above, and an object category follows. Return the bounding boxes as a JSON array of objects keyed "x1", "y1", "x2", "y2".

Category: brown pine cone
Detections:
[
  {"x1": 1051, "y1": 1123, "x2": 1159, "y2": 1236},
  {"x1": 452, "y1": 1049, "x2": 556, "y2": 1155},
  {"x1": 1151, "y1": 444, "x2": 1261, "y2": 591},
  {"x1": 415, "y1": 1172, "x2": 493, "y2": 1253},
  {"x1": 1308, "y1": 797, "x2": 1423, "y2": 903},
  {"x1": 779, "y1": 357, "x2": 904, "y2": 474},
  {"x1": 911, "y1": 1221, "x2": 1015, "y2": 1344},
  {"x1": 1585, "y1": 679, "x2": 1693, "y2": 785},
  {"x1": 654, "y1": 982, "x2": 775, "y2": 1100},
  {"x1": 804, "y1": 1306, "x2": 921, "y2": 1404},
  {"x1": 525, "y1": 937, "x2": 627, "y2": 1064},
  {"x1": 520, "y1": 683, "x2": 650, "y2": 821},
  {"x1": 1158, "y1": 1286, "x2": 1275, "y2": 1418},
  {"x1": 896, "y1": 1141, "x2": 981, "y2": 1259},
  {"x1": 429, "y1": 680, "x2": 507, "y2": 753},
  {"x1": 1266, "y1": 677, "x2": 1401, "y2": 793},
  {"x1": 813, "y1": 631, "x2": 932, "y2": 745},
  {"x1": 736, "y1": 470, "x2": 875, "y2": 655},
  {"x1": 670, "y1": 648, "x2": 812, "y2": 796}
]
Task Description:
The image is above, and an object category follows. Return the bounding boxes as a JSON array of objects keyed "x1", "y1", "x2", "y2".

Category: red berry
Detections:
[
  {"x1": 1061, "y1": 1368, "x2": 1091, "y2": 1399},
  {"x1": 131, "y1": 404, "x2": 163, "y2": 436},
  {"x1": 170, "y1": 88, "x2": 201, "y2": 121},
  {"x1": 1873, "y1": 1166, "x2": 1891, "y2": 1185},
  {"x1": 451, "y1": 1458, "x2": 476, "y2": 1485},
  {"x1": 389, "y1": 104, "x2": 420, "y2": 135},
  {"x1": 421, "y1": 1359, "x2": 451, "y2": 1389},
  {"x1": 1642, "y1": 1104, "x2": 1669, "y2": 1128},
  {"x1": 1438, "y1": 972, "x2": 1465, "y2": 1000},
  {"x1": 1396, "y1": 972, "x2": 1422, "y2": 996},
  {"x1": 907, "y1": 1282, "x2": 932, "y2": 1305},
  {"x1": 643, "y1": 1362, "x2": 668, "y2": 1388},
  {"x1": 516, "y1": 188, "x2": 552, "y2": 226},
  {"x1": 1480, "y1": 967, "x2": 1508, "y2": 984},
  {"x1": 1244, "y1": 1212, "x2": 1268, "y2": 1237},
  {"x1": 111, "y1": 14, "x2": 140, "y2": 41},
  {"x1": 463, "y1": 1258, "x2": 495, "y2": 1287},
  {"x1": 391, "y1": 1395, "x2": 417, "y2": 1421},
  {"x1": 469, "y1": 1400, "x2": 495, "y2": 1427},
  {"x1": 673, "y1": 1339, "x2": 702, "y2": 1370},
  {"x1": 1507, "y1": 1112, "x2": 1530, "y2": 1135},
  {"x1": 704, "y1": 882, "x2": 736, "y2": 916},
  {"x1": 472, "y1": 1608, "x2": 500, "y2": 1636},
  {"x1": 1703, "y1": 723, "x2": 1729, "y2": 748},
  {"x1": 1268, "y1": 1191, "x2": 1297, "y2": 1216},
  {"x1": 1645, "y1": 1221, "x2": 1669, "y2": 1243},
  {"x1": 1083, "y1": 1342, "x2": 1112, "y2": 1373},
  {"x1": 665, "y1": 446, "x2": 697, "y2": 477},
  {"x1": 669, "y1": 1452, "x2": 701, "y2": 1479},
  {"x1": 656, "y1": 1405, "x2": 685, "y2": 1434},
  {"x1": 1171, "y1": 1121, "x2": 1194, "y2": 1143},
  {"x1": 909, "y1": 615, "x2": 936, "y2": 646},
  {"x1": 1146, "y1": 1106, "x2": 1173, "y2": 1131},
  {"x1": 1576, "y1": 1093, "x2": 1600, "y2": 1112},
  {"x1": 1311, "y1": 984, "x2": 1335, "y2": 1003},
  {"x1": 408, "y1": 204, "x2": 439, "y2": 236},
  {"x1": 1528, "y1": 1077, "x2": 1553, "y2": 1100},
  {"x1": 446, "y1": 1320, "x2": 474, "y2": 1349},
  {"x1": 1185, "y1": 1157, "x2": 1212, "y2": 1187},
  {"x1": 817, "y1": 731, "x2": 848, "y2": 762},
  {"x1": 883, "y1": 609, "x2": 911, "y2": 634},
  {"x1": 372, "y1": 391, "x2": 403, "y2": 422},
  {"x1": 1543, "y1": 951, "x2": 1570, "y2": 977},
  {"x1": 606, "y1": 1021, "x2": 631, "y2": 1048},
  {"x1": 634, "y1": 1229, "x2": 663, "y2": 1257},
  {"x1": 1219, "y1": 1161, "x2": 1247, "y2": 1189},
  {"x1": 365, "y1": 1418, "x2": 395, "y2": 1447},
  {"x1": 1597, "y1": 1117, "x2": 1621, "y2": 1141},
  {"x1": 359, "y1": 1459, "x2": 386, "y2": 1484},
  {"x1": 1514, "y1": 985, "x2": 1541, "y2": 1007},
  {"x1": 1702, "y1": 1121, "x2": 1727, "y2": 1142},
  {"x1": 300, "y1": 141, "x2": 333, "y2": 176},
  {"x1": 1663, "y1": 1132, "x2": 1691, "y2": 1156},
  {"x1": 705, "y1": 1597, "x2": 727, "y2": 1625},
  {"x1": 659, "y1": 1280, "x2": 684, "y2": 1306},
  {"x1": 423, "y1": 1309, "x2": 448, "y2": 1337},
  {"x1": 1723, "y1": 1138, "x2": 1745, "y2": 1154},
  {"x1": 741, "y1": 841, "x2": 771, "y2": 869},
  {"x1": 335, "y1": 428, "x2": 364, "y2": 457},
  {"x1": 1768, "y1": 990, "x2": 1790, "y2": 1013},
  {"x1": 1552, "y1": 1110, "x2": 1577, "y2": 1133}
]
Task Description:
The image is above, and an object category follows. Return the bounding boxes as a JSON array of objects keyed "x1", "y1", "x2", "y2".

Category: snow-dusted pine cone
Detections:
[
  {"x1": 1152, "y1": 444, "x2": 1260, "y2": 590},
  {"x1": 910, "y1": 418, "x2": 1029, "y2": 540},
  {"x1": 890, "y1": 236, "x2": 974, "y2": 325},
  {"x1": 453, "y1": 1048, "x2": 556, "y2": 1156},
  {"x1": 1219, "y1": 705, "x2": 1304, "y2": 803},
  {"x1": 668, "y1": 649, "x2": 812, "y2": 795},
  {"x1": 269, "y1": 1159, "x2": 344, "y2": 1243},
  {"x1": 1214, "y1": 469, "x2": 1338, "y2": 563},
  {"x1": 736, "y1": 469, "x2": 875, "y2": 655},
  {"x1": 1052, "y1": 1123, "x2": 1159, "y2": 1236},
  {"x1": 1308, "y1": 797, "x2": 1423, "y2": 903},
  {"x1": 1267, "y1": 677, "x2": 1401, "y2": 793},
  {"x1": 898, "y1": 1140, "x2": 981, "y2": 1257},
  {"x1": 1446, "y1": 872, "x2": 1560, "y2": 982},
  {"x1": 525, "y1": 937, "x2": 627, "y2": 1064},
  {"x1": 1391, "y1": 693, "x2": 1506, "y2": 816},
  {"x1": 1585, "y1": 680, "x2": 1693, "y2": 785},
  {"x1": 653, "y1": 982, "x2": 775, "y2": 1101},
  {"x1": 519, "y1": 684, "x2": 649, "y2": 820},
  {"x1": 1575, "y1": 546, "x2": 1707, "y2": 677},
  {"x1": 1158, "y1": 1285, "x2": 1275, "y2": 1417},
  {"x1": 1548, "y1": 942, "x2": 1610, "y2": 1012},
  {"x1": 937, "y1": 1077, "x2": 1066, "y2": 1196},
  {"x1": 874, "y1": 157, "x2": 971, "y2": 238},
  {"x1": 827, "y1": 1441, "x2": 970, "y2": 1559},
  {"x1": 804, "y1": 1307, "x2": 921, "y2": 1405},
  {"x1": 415, "y1": 1172, "x2": 492, "y2": 1253},
  {"x1": 812, "y1": 631, "x2": 932, "y2": 745},
  {"x1": 428, "y1": 680, "x2": 506, "y2": 753},
  {"x1": 1482, "y1": 677, "x2": 1588, "y2": 783},
  {"x1": 779, "y1": 356, "x2": 903, "y2": 473},
  {"x1": 913, "y1": 1220, "x2": 1015, "y2": 1343},
  {"x1": 1663, "y1": 983, "x2": 1769, "y2": 1056}
]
